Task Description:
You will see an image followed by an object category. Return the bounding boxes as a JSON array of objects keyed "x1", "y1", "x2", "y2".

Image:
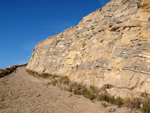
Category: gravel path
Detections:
[{"x1": 0, "y1": 67, "x2": 109, "y2": 113}]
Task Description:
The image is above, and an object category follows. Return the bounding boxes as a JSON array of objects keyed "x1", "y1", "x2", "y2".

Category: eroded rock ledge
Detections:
[{"x1": 27, "y1": 0, "x2": 150, "y2": 98}]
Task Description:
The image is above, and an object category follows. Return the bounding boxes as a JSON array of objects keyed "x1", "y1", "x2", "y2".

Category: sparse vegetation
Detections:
[
  {"x1": 0, "y1": 64, "x2": 27, "y2": 78},
  {"x1": 98, "y1": 93, "x2": 115, "y2": 104},
  {"x1": 0, "y1": 66, "x2": 16, "y2": 78},
  {"x1": 26, "y1": 69, "x2": 59, "y2": 79},
  {"x1": 101, "y1": 102, "x2": 108, "y2": 107},
  {"x1": 59, "y1": 76, "x2": 70, "y2": 85},
  {"x1": 108, "y1": 108, "x2": 115, "y2": 112},
  {"x1": 98, "y1": 93, "x2": 123, "y2": 107},
  {"x1": 141, "y1": 96, "x2": 150, "y2": 113},
  {"x1": 123, "y1": 97, "x2": 131, "y2": 107},
  {"x1": 115, "y1": 97, "x2": 123, "y2": 108},
  {"x1": 68, "y1": 83, "x2": 96, "y2": 100},
  {"x1": 130, "y1": 98, "x2": 141, "y2": 109},
  {"x1": 26, "y1": 69, "x2": 150, "y2": 113}
]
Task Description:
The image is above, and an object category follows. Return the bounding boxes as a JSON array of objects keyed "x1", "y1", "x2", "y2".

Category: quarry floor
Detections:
[{"x1": 0, "y1": 66, "x2": 140, "y2": 113}]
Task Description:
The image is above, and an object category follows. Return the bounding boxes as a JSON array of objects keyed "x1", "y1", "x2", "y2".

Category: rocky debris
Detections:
[{"x1": 27, "y1": 0, "x2": 150, "y2": 98}]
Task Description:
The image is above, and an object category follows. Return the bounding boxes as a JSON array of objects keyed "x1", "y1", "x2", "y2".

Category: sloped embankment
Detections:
[{"x1": 0, "y1": 66, "x2": 110, "y2": 113}]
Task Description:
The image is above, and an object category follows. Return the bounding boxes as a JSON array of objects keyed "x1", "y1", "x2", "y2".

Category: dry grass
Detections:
[
  {"x1": 141, "y1": 96, "x2": 150, "y2": 113},
  {"x1": 0, "y1": 67, "x2": 16, "y2": 77},
  {"x1": 101, "y1": 102, "x2": 108, "y2": 108},
  {"x1": 0, "y1": 64, "x2": 27, "y2": 78},
  {"x1": 26, "y1": 69, "x2": 150, "y2": 113}
]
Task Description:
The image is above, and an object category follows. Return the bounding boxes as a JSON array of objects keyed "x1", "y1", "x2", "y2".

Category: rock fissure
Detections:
[{"x1": 123, "y1": 68, "x2": 150, "y2": 75}]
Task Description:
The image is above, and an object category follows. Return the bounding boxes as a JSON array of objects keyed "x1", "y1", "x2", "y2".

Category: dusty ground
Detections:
[{"x1": 0, "y1": 66, "x2": 140, "y2": 113}]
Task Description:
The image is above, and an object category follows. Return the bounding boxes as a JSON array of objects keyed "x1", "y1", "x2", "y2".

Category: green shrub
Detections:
[
  {"x1": 101, "y1": 102, "x2": 108, "y2": 107},
  {"x1": 90, "y1": 85, "x2": 98, "y2": 94},
  {"x1": 108, "y1": 108, "x2": 114, "y2": 112},
  {"x1": 123, "y1": 97, "x2": 131, "y2": 107},
  {"x1": 142, "y1": 106, "x2": 150, "y2": 113},
  {"x1": 47, "y1": 82, "x2": 51, "y2": 85},
  {"x1": 130, "y1": 98, "x2": 141, "y2": 109},
  {"x1": 51, "y1": 79, "x2": 58, "y2": 86},
  {"x1": 26, "y1": 69, "x2": 38, "y2": 76},
  {"x1": 84, "y1": 91, "x2": 95, "y2": 100},
  {"x1": 73, "y1": 87, "x2": 81, "y2": 95},
  {"x1": 40, "y1": 73, "x2": 50, "y2": 78},
  {"x1": 115, "y1": 97, "x2": 123, "y2": 107},
  {"x1": 98, "y1": 93, "x2": 110, "y2": 101},
  {"x1": 108, "y1": 95, "x2": 115, "y2": 104},
  {"x1": 59, "y1": 76, "x2": 70, "y2": 85},
  {"x1": 98, "y1": 93, "x2": 115, "y2": 104},
  {"x1": 141, "y1": 96, "x2": 150, "y2": 113},
  {"x1": 98, "y1": 93, "x2": 123, "y2": 107},
  {"x1": 0, "y1": 66, "x2": 17, "y2": 77},
  {"x1": 26, "y1": 68, "x2": 150, "y2": 113}
]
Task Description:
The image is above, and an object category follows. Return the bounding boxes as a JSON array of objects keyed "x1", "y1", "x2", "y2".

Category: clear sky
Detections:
[{"x1": 0, "y1": 0, "x2": 110, "y2": 69}]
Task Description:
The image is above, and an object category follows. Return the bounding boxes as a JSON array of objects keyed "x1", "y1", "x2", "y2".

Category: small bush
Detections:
[
  {"x1": 26, "y1": 69, "x2": 38, "y2": 77},
  {"x1": 0, "y1": 64, "x2": 27, "y2": 78},
  {"x1": 51, "y1": 79, "x2": 58, "y2": 86},
  {"x1": 0, "y1": 65, "x2": 17, "y2": 77},
  {"x1": 90, "y1": 85, "x2": 98, "y2": 94},
  {"x1": 69, "y1": 94, "x2": 73, "y2": 97},
  {"x1": 47, "y1": 82, "x2": 51, "y2": 85},
  {"x1": 73, "y1": 87, "x2": 81, "y2": 95},
  {"x1": 108, "y1": 95, "x2": 115, "y2": 104},
  {"x1": 141, "y1": 96, "x2": 150, "y2": 113},
  {"x1": 130, "y1": 98, "x2": 141, "y2": 109},
  {"x1": 67, "y1": 82, "x2": 96, "y2": 100},
  {"x1": 79, "y1": 85, "x2": 95, "y2": 100},
  {"x1": 40, "y1": 73, "x2": 50, "y2": 78},
  {"x1": 59, "y1": 76, "x2": 70, "y2": 85},
  {"x1": 98, "y1": 93, "x2": 110, "y2": 101},
  {"x1": 108, "y1": 108, "x2": 115, "y2": 112},
  {"x1": 26, "y1": 68, "x2": 150, "y2": 113},
  {"x1": 68, "y1": 82, "x2": 76, "y2": 92},
  {"x1": 84, "y1": 91, "x2": 95, "y2": 100},
  {"x1": 123, "y1": 97, "x2": 131, "y2": 107},
  {"x1": 98, "y1": 93, "x2": 115, "y2": 104},
  {"x1": 115, "y1": 97, "x2": 123, "y2": 107},
  {"x1": 101, "y1": 102, "x2": 108, "y2": 107},
  {"x1": 98, "y1": 93, "x2": 123, "y2": 107},
  {"x1": 142, "y1": 106, "x2": 150, "y2": 113}
]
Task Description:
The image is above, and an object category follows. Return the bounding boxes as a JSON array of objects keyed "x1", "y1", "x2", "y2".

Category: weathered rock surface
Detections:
[{"x1": 27, "y1": 0, "x2": 150, "y2": 98}]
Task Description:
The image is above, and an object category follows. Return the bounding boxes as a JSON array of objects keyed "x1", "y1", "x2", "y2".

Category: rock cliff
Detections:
[{"x1": 27, "y1": 0, "x2": 150, "y2": 98}]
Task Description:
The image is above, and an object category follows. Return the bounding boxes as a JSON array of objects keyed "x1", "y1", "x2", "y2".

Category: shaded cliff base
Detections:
[{"x1": 26, "y1": 69, "x2": 150, "y2": 113}]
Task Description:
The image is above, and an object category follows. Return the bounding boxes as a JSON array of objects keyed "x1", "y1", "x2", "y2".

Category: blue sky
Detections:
[{"x1": 0, "y1": 0, "x2": 110, "y2": 69}]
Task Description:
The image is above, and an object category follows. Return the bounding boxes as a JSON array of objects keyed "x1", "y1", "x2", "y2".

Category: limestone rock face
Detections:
[{"x1": 27, "y1": 0, "x2": 150, "y2": 98}]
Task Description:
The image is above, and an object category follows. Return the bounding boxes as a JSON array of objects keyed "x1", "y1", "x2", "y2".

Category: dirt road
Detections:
[
  {"x1": 0, "y1": 67, "x2": 109, "y2": 113},
  {"x1": 0, "y1": 66, "x2": 140, "y2": 113}
]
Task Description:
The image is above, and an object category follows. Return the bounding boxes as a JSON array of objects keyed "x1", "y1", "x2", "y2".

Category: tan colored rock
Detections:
[
  {"x1": 107, "y1": 88, "x2": 139, "y2": 98},
  {"x1": 142, "y1": 0, "x2": 150, "y2": 5},
  {"x1": 27, "y1": 0, "x2": 150, "y2": 98}
]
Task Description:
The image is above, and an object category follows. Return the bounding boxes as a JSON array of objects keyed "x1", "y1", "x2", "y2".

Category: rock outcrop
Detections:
[{"x1": 27, "y1": 0, "x2": 150, "y2": 98}]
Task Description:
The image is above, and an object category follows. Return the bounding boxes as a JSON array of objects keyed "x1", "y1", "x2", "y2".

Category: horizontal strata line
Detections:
[{"x1": 122, "y1": 68, "x2": 150, "y2": 75}]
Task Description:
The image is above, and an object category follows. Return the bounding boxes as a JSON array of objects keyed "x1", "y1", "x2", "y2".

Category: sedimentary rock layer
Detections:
[{"x1": 27, "y1": 0, "x2": 150, "y2": 98}]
